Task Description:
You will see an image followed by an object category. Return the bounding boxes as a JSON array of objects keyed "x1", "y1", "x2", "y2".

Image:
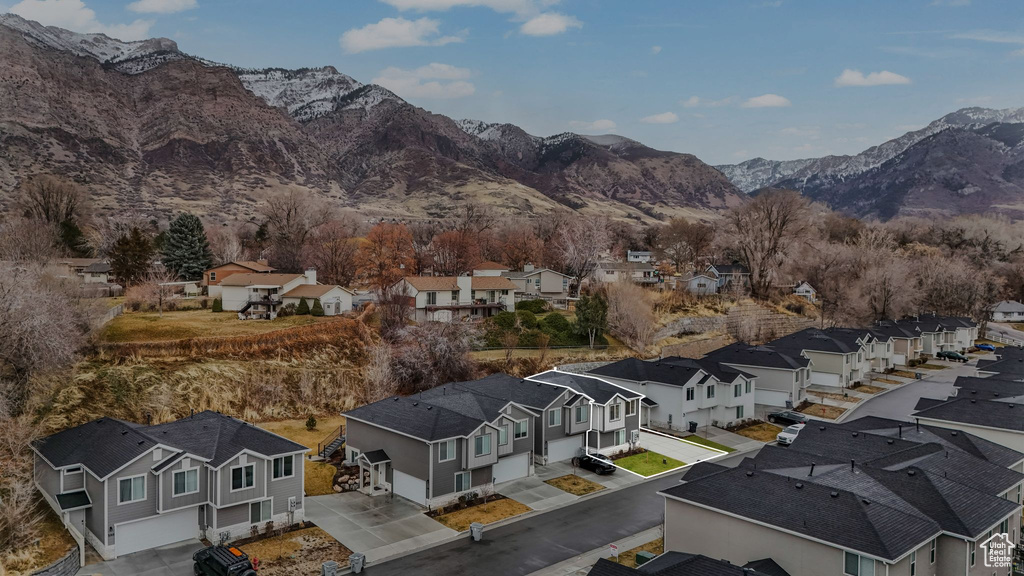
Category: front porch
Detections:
[{"x1": 355, "y1": 450, "x2": 392, "y2": 497}]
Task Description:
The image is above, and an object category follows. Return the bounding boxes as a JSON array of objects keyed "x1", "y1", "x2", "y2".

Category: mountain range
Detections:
[
  {"x1": 0, "y1": 13, "x2": 744, "y2": 225},
  {"x1": 716, "y1": 107, "x2": 1024, "y2": 220}
]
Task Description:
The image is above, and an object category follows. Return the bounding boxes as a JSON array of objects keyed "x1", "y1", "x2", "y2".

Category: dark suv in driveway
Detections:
[
  {"x1": 574, "y1": 452, "x2": 616, "y2": 475},
  {"x1": 766, "y1": 410, "x2": 808, "y2": 426},
  {"x1": 193, "y1": 546, "x2": 257, "y2": 576}
]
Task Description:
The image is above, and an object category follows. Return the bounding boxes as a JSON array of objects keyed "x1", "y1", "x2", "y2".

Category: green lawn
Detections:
[
  {"x1": 612, "y1": 451, "x2": 685, "y2": 476},
  {"x1": 681, "y1": 435, "x2": 736, "y2": 453}
]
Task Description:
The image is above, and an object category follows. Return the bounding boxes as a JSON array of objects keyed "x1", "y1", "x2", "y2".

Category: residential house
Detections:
[
  {"x1": 593, "y1": 261, "x2": 659, "y2": 285},
  {"x1": 32, "y1": 411, "x2": 307, "y2": 561},
  {"x1": 680, "y1": 272, "x2": 718, "y2": 296},
  {"x1": 659, "y1": 415, "x2": 1024, "y2": 576},
  {"x1": 627, "y1": 250, "x2": 653, "y2": 263},
  {"x1": 54, "y1": 258, "x2": 113, "y2": 285},
  {"x1": 907, "y1": 314, "x2": 978, "y2": 355},
  {"x1": 869, "y1": 320, "x2": 923, "y2": 367},
  {"x1": 703, "y1": 342, "x2": 812, "y2": 408},
  {"x1": 991, "y1": 300, "x2": 1024, "y2": 323},
  {"x1": 220, "y1": 269, "x2": 350, "y2": 320},
  {"x1": 342, "y1": 371, "x2": 642, "y2": 506},
  {"x1": 202, "y1": 261, "x2": 275, "y2": 297},
  {"x1": 768, "y1": 328, "x2": 875, "y2": 388},
  {"x1": 501, "y1": 264, "x2": 572, "y2": 302},
  {"x1": 471, "y1": 261, "x2": 510, "y2": 277},
  {"x1": 793, "y1": 281, "x2": 816, "y2": 303},
  {"x1": 587, "y1": 553, "x2": 789, "y2": 576},
  {"x1": 911, "y1": 369, "x2": 1024, "y2": 450},
  {"x1": 588, "y1": 357, "x2": 755, "y2": 431},
  {"x1": 395, "y1": 275, "x2": 516, "y2": 322},
  {"x1": 706, "y1": 262, "x2": 750, "y2": 291}
]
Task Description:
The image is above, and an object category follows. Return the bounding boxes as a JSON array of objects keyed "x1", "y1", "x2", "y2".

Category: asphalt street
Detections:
[
  {"x1": 846, "y1": 360, "x2": 977, "y2": 422},
  {"x1": 364, "y1": 450, "x2": 752, "y2": 576}
]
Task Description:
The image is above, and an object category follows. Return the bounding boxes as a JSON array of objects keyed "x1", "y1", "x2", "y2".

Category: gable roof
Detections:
[
  {"x1": 527, "y1": 370, "x2": 643, "y2": 404},
  {"x1": 208, "y1": 260, "x2": 276, "y2": 273},
  {"x1": 703, "y1": 342, "x2": 810, "y2": 370},
  {"x1": 991, "y1": 300, "x2": 1024, "y2": 313},
  {"x1": 588, "y1": 553, "x2": 790, "y2": 576},
  {"x1": 32, "y1": 418, "x2": 159, "y2": 478},
  {"x1": 281, "y1": 284, "x2": 353, "y2": 299},
  {"x1": 83, "y1": 262, "x2": 111, "y2": 273},
  {"x1": 473, "y1": 261, "x2": 509, "y2": 270},
  {"x1": 912, "y1": 397, "x2": 1024, "y2": 432},
  {"x1": 768, "y1": 327, "x2": 868, "y2": 355},
  {"x1": 403, "y1": 276, "x2": 460, "y2": 291},
  {"x1": 501, "y1": 268, "x2": 571, "y2": 280},
  {"x1": 219, "y1": 273, "x2": 303, "y2": 287},
  {"x1": 471, "y1": 276, "x2": 517, "y2": 290},
  {"x1": 137, "y1": 411, "x2": 306, "y2": 467},
  {"x1": 659, "y1": 356, "x2": 754, "y2": 383},
  {"x1": 707, "y1": 263, "x2": 749, "y2": 275}
]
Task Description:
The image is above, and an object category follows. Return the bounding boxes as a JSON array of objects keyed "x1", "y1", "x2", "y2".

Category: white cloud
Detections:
[
  {"x1": 380, "y1": 0, "x2": 536, "y2": 16},
  {"x1": 640, "y1": 111, "x2": 679, "y2": 124},
  {"x1": 740, "y1": 94, "x2": 791, "y2": 108},
  {"x1": 780, "y1": 126, "x2": 820, "y2": 138},
  {"x1": 372, "y1": 63, "x2": 475, "y2": 99},
  {"x1": 340, "y1": 17, "x2": 465, "y2": 53},
  {"x1": 569, "y1": 119, "x2": 616, "y2": 132},
  {"x1": 650, "y1": 45, "x2": 661, "y2": 55},
  {"x1": 680, "y1": 95, "x2": 736, "y2": 108},
  {"x1": 126, "y1": 0, "x2": 196, "y2": 14},
  {"x1": 950, "y1": 29, "x2": 1024, "y2": 56},
  {"x1": 834, "y1": 69, "x2": 911, "y2": 87},
  {"x1": 520, "y1": 12, "x2": 581, "y2": 36},
  {"x1": 10, "y1": 0, "x2": 153, "y2": 39}
]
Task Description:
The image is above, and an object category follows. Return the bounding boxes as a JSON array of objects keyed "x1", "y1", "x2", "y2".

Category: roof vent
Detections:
[
  {"x1": 121, "y1": 429, "x2": 128, "y2": 435},
  {"x1": 970, "y1": 399, "x2": 976, "y2": 404},
  {"x1": 412, "y1": 402, "x2": 418, "y2": 407},
  {"x1": 830, "y1": 491, "x2": 839, "y2": 498},
  {"x1": 137, "y1": 440, "x2": 145, "y2": 445},
  {"x1": 819, "y1": 426, "x2": 826, "y2": 431},
  {"x1": 861, "y1": 498, "x2": 870, "y2": 505},
  {"x1": 745, "y1": 471, "x2": 754, "y2": 477},
  {"x1": 852, "y1": 432, "x2": 858, "y2": 437},
  {"x1": 795, "y1": 482, "x2": 803, "y2": 489},
  {"x1": 950, "y1": 431, "x2": 958, "y2": 436},
  {"x1": 887, "y1": 439, "x2": 894, "y2": 444},
  {"x1": 907, "y1": 470, "x2": 916, "y2": 476},
  {"x1": 427, "y1": 406, "x2": 432, "y2": 410}
]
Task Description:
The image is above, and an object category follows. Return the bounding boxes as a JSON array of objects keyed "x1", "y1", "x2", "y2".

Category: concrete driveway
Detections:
[
  {"x1": 304, "y1": 492, "x2": 456, "y2": 563},
  {"x1": 636, "y1": 430, "x2": 727, "y2": 469},
  {"x1": 77, "y1": 539, "x2": 202, "y2": 576},
  {"x1": 846, "y1": 359, "x2": 982, "y2": 421}
]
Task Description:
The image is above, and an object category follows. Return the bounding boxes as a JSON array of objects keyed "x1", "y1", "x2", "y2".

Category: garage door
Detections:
[
  {"x1": 116, "y1": 507, "x2": 197, "y2": 557},
  {"x1": 492, "y1": 453, "x2": 529, "y2": 484},
  {"x1": 393, "y1": 470, "x2": 426, "y2": 505},
  {"x1": 547, "y1": 436, "x2": 582, "y2": 463},
  {"x1": 809, "y1": 371, "x2": 841, "y2": 387},
  {"x1": 893, "y1": 353, "x2": 907, "y2": 366},
  {"x1": 754, "y1": 389, "x2": 790, "y2": 407}
]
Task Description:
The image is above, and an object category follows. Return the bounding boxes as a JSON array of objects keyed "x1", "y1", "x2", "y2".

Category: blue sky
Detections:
[{"x1": 6, "y1": 0, "x2": 1024, "y2": 164}]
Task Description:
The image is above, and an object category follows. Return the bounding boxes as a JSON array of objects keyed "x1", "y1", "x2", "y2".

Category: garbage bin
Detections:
[
  {"x1": 322, "y1": 560, "x2": 339, "y2": 576},
  {"x1": 635, "y1": 551, "x2": 657, "y2": 566},
  {"x1": 470, "y1": 522, "x2": 484, "y2": 542},
  {"x1": 349, "y1": 553, "x2": 365, "y2": 574},
  {"x1": 688, "y1": 421, "x2": 698, "y2": 433},
  {"x1": 915, "y1": 372, "x2": 922, "y2": 379}
]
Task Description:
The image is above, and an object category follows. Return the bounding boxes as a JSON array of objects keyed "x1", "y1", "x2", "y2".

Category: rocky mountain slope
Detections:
[
  {"x1": 0, "y1": 13, "x2": 744, "y2": 224},
  {"x1": 717, "y1": 107, "x2": 1024, "y2": 219}
]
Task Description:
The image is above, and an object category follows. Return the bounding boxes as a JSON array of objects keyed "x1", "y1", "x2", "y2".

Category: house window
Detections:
[
  {"x1": 706, "y1": 386, "x2": 715, "y2": 399},
  {"x1": 118, "y1": 475, "x2": 146, "y2": 504},
  {"x1": 231, "y1": 464, "x2": 255, "y2": 491},
  {"x1": 575, "y1": 405, "x2": 589, "y2": 423},
  {"x1": 734, "y1": 384, "x2": 742, "y2": 398},
  {"x1": 173, "y1": 468, "x2": 199, "y2": 496},
  {"x1": 929, "y1": 538, "x2": 936, "y2": 564},
  {"x1": 455, "y1": 471, "x2": 471, "y2": 492},
  {"x1": 736, "y1": 406, "x2": 744, "y2": 419},
  {"x1": 535, "y1": 278, "x2": 541, "y2": 286},
  {"x1": 249, "y1": 500, "x2": 271, "y2": 524},
  {"x1": 614, "y1": 429, "x2": 625, "y2": 445},
  {"x1": 745, "y1": 381, "x2": 752, "y2": 394},
  {"x1": 498, "y1": 425, "x2": 508, "y2": 446},
  {"x1": 910, "y1": 551, "x2": 916, "y2": 576},
  {"x1": 474, "y1": 434, "x2": 491, "y2": 457},
  {"x1": 970, "y1": 540, "x2": 976, "y2": 567},
  {"x1": 625, "y1": 400, "x2": 636, "y2": 416},
  {"x1": 439, "y1": 440, "x2": 455, "y2": 462},
  {"x1": 548, "y1": 409, "x2": 561, "y2": 427},
  {"x1": 843, "y1": 552, "x2": 874, "y2": 576},
  {"x1": 608, "y1": 403, "x2": 622, "y2": 421},
  {"x1": 349, "y1": 448, "x2": 360, "y2": 463},
  {"x1": 209, "y1": 272, "x2": 216, "y2": 281},
  {"x1": 686, "y1": 387, "x2": 695, "y2": 401},
  {"x1": 426, "y1": 292, "x2": 437, "y2": 305},
  {"x1": 272, "y1": 456, "x2": 294, "y2": 479},
  {"x1": 514, "y1": 420, "x2": 529, "y2": 439},
  {"x1": 451, "y1": 290, "x2": 459, "y2": 302}
]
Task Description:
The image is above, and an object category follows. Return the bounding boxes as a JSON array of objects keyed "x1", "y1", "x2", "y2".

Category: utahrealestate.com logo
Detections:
[{"x1": 980, "y1": 533, "x2": 1015, "y2": 568}]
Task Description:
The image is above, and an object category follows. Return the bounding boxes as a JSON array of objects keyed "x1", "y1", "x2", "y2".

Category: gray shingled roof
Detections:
[
  {"x1": 587, "y1": 553, "x2": 790, "y2": 576},
  {"x1": 32, "y1": 418, "x2": 158, "y2": 478},
  {"x1": 659, "y1": 357, "x2": 755, "y2": 383},
  {"x1": 344, "y1": 395, "x2": 488, "y2": 442},
  {"x1": 768, "y1": 328, "x2": 868, "y2": 355},
  {"x1": 56, "y1": 491, "x2": 91, "y2": 511},
  {"x1": 703, "y1": 342, "x2": 809, "y2": 370},
  {"x1": 587, "y1": 358, "x2": 704, "y2": 387},
  {"x1": 527, "y1": 370, "x2": 642, "y2": 404},
  {"x1": 144, "y1": 411, "x2": 307, "y2": 467},
  {"x1": 912, "y1": 397, "x2": 1024, "y2": 432},
  {"x1": 992, "y1": 300, "x2": 1024, "y2": 313}
]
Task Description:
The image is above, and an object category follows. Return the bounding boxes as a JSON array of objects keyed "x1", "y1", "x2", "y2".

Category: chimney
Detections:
[
  {"x1": 523, "y1": 263, "x2": 535, "y2": 273},
  {"x1": 304, "y1": 268, "x2": 317, "y2": 285}
]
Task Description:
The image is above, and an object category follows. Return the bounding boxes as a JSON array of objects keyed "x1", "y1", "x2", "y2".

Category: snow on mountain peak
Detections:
[{"x1": 235, "y1": 67, "x2": 364, "y2": 121}]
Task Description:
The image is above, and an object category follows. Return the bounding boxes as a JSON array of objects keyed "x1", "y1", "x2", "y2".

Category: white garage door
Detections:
[
  {"x1": 893, "y1": 353, "x2": 907, "y2": 366},
  {"x1": 116, "y1": 507, "x2": 197, "y2": 557},
  {"x1": 393, "y1": 470, "x2": 426, "y2": 505},
  {"x1": 492, "y1": 453, "x2": 529, "y2": 484},
  {"x1": 547, "y1": 436, "x2": 582, "y2": 463},
  {"x1": 809, "y1": 371, "x2": 841, "y2": 388},
  {"x1": 754, "y1": 389, "x2": 790, "y2": 407}
]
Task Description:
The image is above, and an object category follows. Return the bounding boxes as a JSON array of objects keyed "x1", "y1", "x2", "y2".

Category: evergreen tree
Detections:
[
  {"x1": 311, "y1": 299, "x2": 325, "y2": 317},
  {"x1": 161, "y1": 213, "x2": 213, "y2": 280},
  {"x1": 574, "y1": 292, "x2": 608, "y2": 349},
  {"x1": 110, "y1": 227, "x2": 154, "y2": 285},
  {"x1": 296, "y1": 297, "x2": 310, "y2": 315},
  {"x1": 59, "y1": 219, "x2": 92, "y2": 257},
  {"x1": 212, "y1": 298, "x2": 223, "y2": 313}
]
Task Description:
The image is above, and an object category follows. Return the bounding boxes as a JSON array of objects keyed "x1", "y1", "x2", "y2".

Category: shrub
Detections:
[
  {"x1": 297, "y1": 297, "x2": 310, "y2": 315},
  {"x1": 516, "y1": 299, "x2": 548, "y2": 314},
  {"x1": 278, "y1": 303, "x2": 297, "y2": 317},
  {"x1": 305, "y1": 414, "x2": 317, "y2": 431},
  {"x1": 212, "y1": 298, "x2": 222, "y2": 313},
  {"x1": 516, "y1": 310, "x2": 538, "y2": 330},
  {"x1": 199, "y1": 298, "x2": 209, "y2": 310},
  {"x1": 518, "y1": 329, "x2": 544, "y2": 347},
  {"x1": 164, "y1": 301, "x2": 177, "y2": 312},
  {"x1": 311, "y1": 299, "x2": 325, "y2": 317},
  {"x1": 541, "y1": 313, "x2": 571, "y2": 334},
  {"x1": 491, "y1": 311, "x2": 517, "y2": 330}
]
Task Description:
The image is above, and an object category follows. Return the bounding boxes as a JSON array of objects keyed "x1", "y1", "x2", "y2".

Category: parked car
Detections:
[
  {"x1": 767, "y1": 411, "x2": 808, "y2": 426},
  {"x1": 936, "y1": 350, "x2": 969, "y2": 362},
  {"x1": 575, "y1": 452, "x2": 616, "y2": 475},
  {"x1": 976, "y1": 343, "x2": 996, "y2": 352},
  {"x1": 776, "y1": 423, "x2": 806, "y2": 446},
  {"x1": 193, "y1": 545, "x2": 257, "y2": 576}
]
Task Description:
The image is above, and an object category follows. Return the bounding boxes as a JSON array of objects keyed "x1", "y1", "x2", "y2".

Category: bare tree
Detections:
[
  {"x1": 376, "y1": 281, "x2": 412, "y2": 342},
  {"x1": 260, "y1": 191, "x2": 329, "y2": 272},
  {"x1": 727, "y1": 189, "x2": 811, "y2": 299},
  {"x1": 656, "y1": 218, "x2": 715, "y2": 272},
  {"x1": 208, "y1": 227, "x2": 248, "y2": 265},
  {"x1": 309, "y1": 216, "x2": 361, "y2": 286},
  {"x1": 604, "y1": 282, "x2": 657, "y2": 352},
  {"x1": 391, "y1": 322, "x2": 475, "y2": 393},
  {"x1": 19, "y1": 176, "x2": 87, "y2": 225},
  {"x1": 496, "y1": 219, "x2": 543, "y2": 270},
  {"x1": 359, "y1": 343, "x2": 397, "y2": 404},
  {"x1": 0, "y1": 217, "x2": 62, "y2": 263},
  {"x1": 356, "y1": 223, "x2": 415, "y2": 289},
  {"x1": 553, "y1": 216, "x2": 610, "y2": 297},
  {"x1": 409, "y1": 221, "x2": 439, "y2": 274}
]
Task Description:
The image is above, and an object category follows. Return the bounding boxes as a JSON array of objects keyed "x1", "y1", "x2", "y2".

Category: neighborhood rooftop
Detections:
[
  {"x1": 702, "y1": 342, "x2": 810, "y2": 370},
  {"x1": 588, "y1": 553, "x2": 790, "y2": 576},
  {"x1": 527, "y1": 370, "x2": 643, "y2": 404}
]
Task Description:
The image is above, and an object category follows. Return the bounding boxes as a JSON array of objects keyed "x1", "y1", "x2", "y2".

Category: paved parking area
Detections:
[
  {"x1": 636, "y1": 430, "x2": 727, "y2": 468},
  {"x1": 77, "y1": 539, "x2": 202, "y2": 576},
  {"x1": 304, "y1": 492, "x2": 456, "y2": 563},
  {"x1": 536, "y1": 460, "x2": 643, "y2": 491}
]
